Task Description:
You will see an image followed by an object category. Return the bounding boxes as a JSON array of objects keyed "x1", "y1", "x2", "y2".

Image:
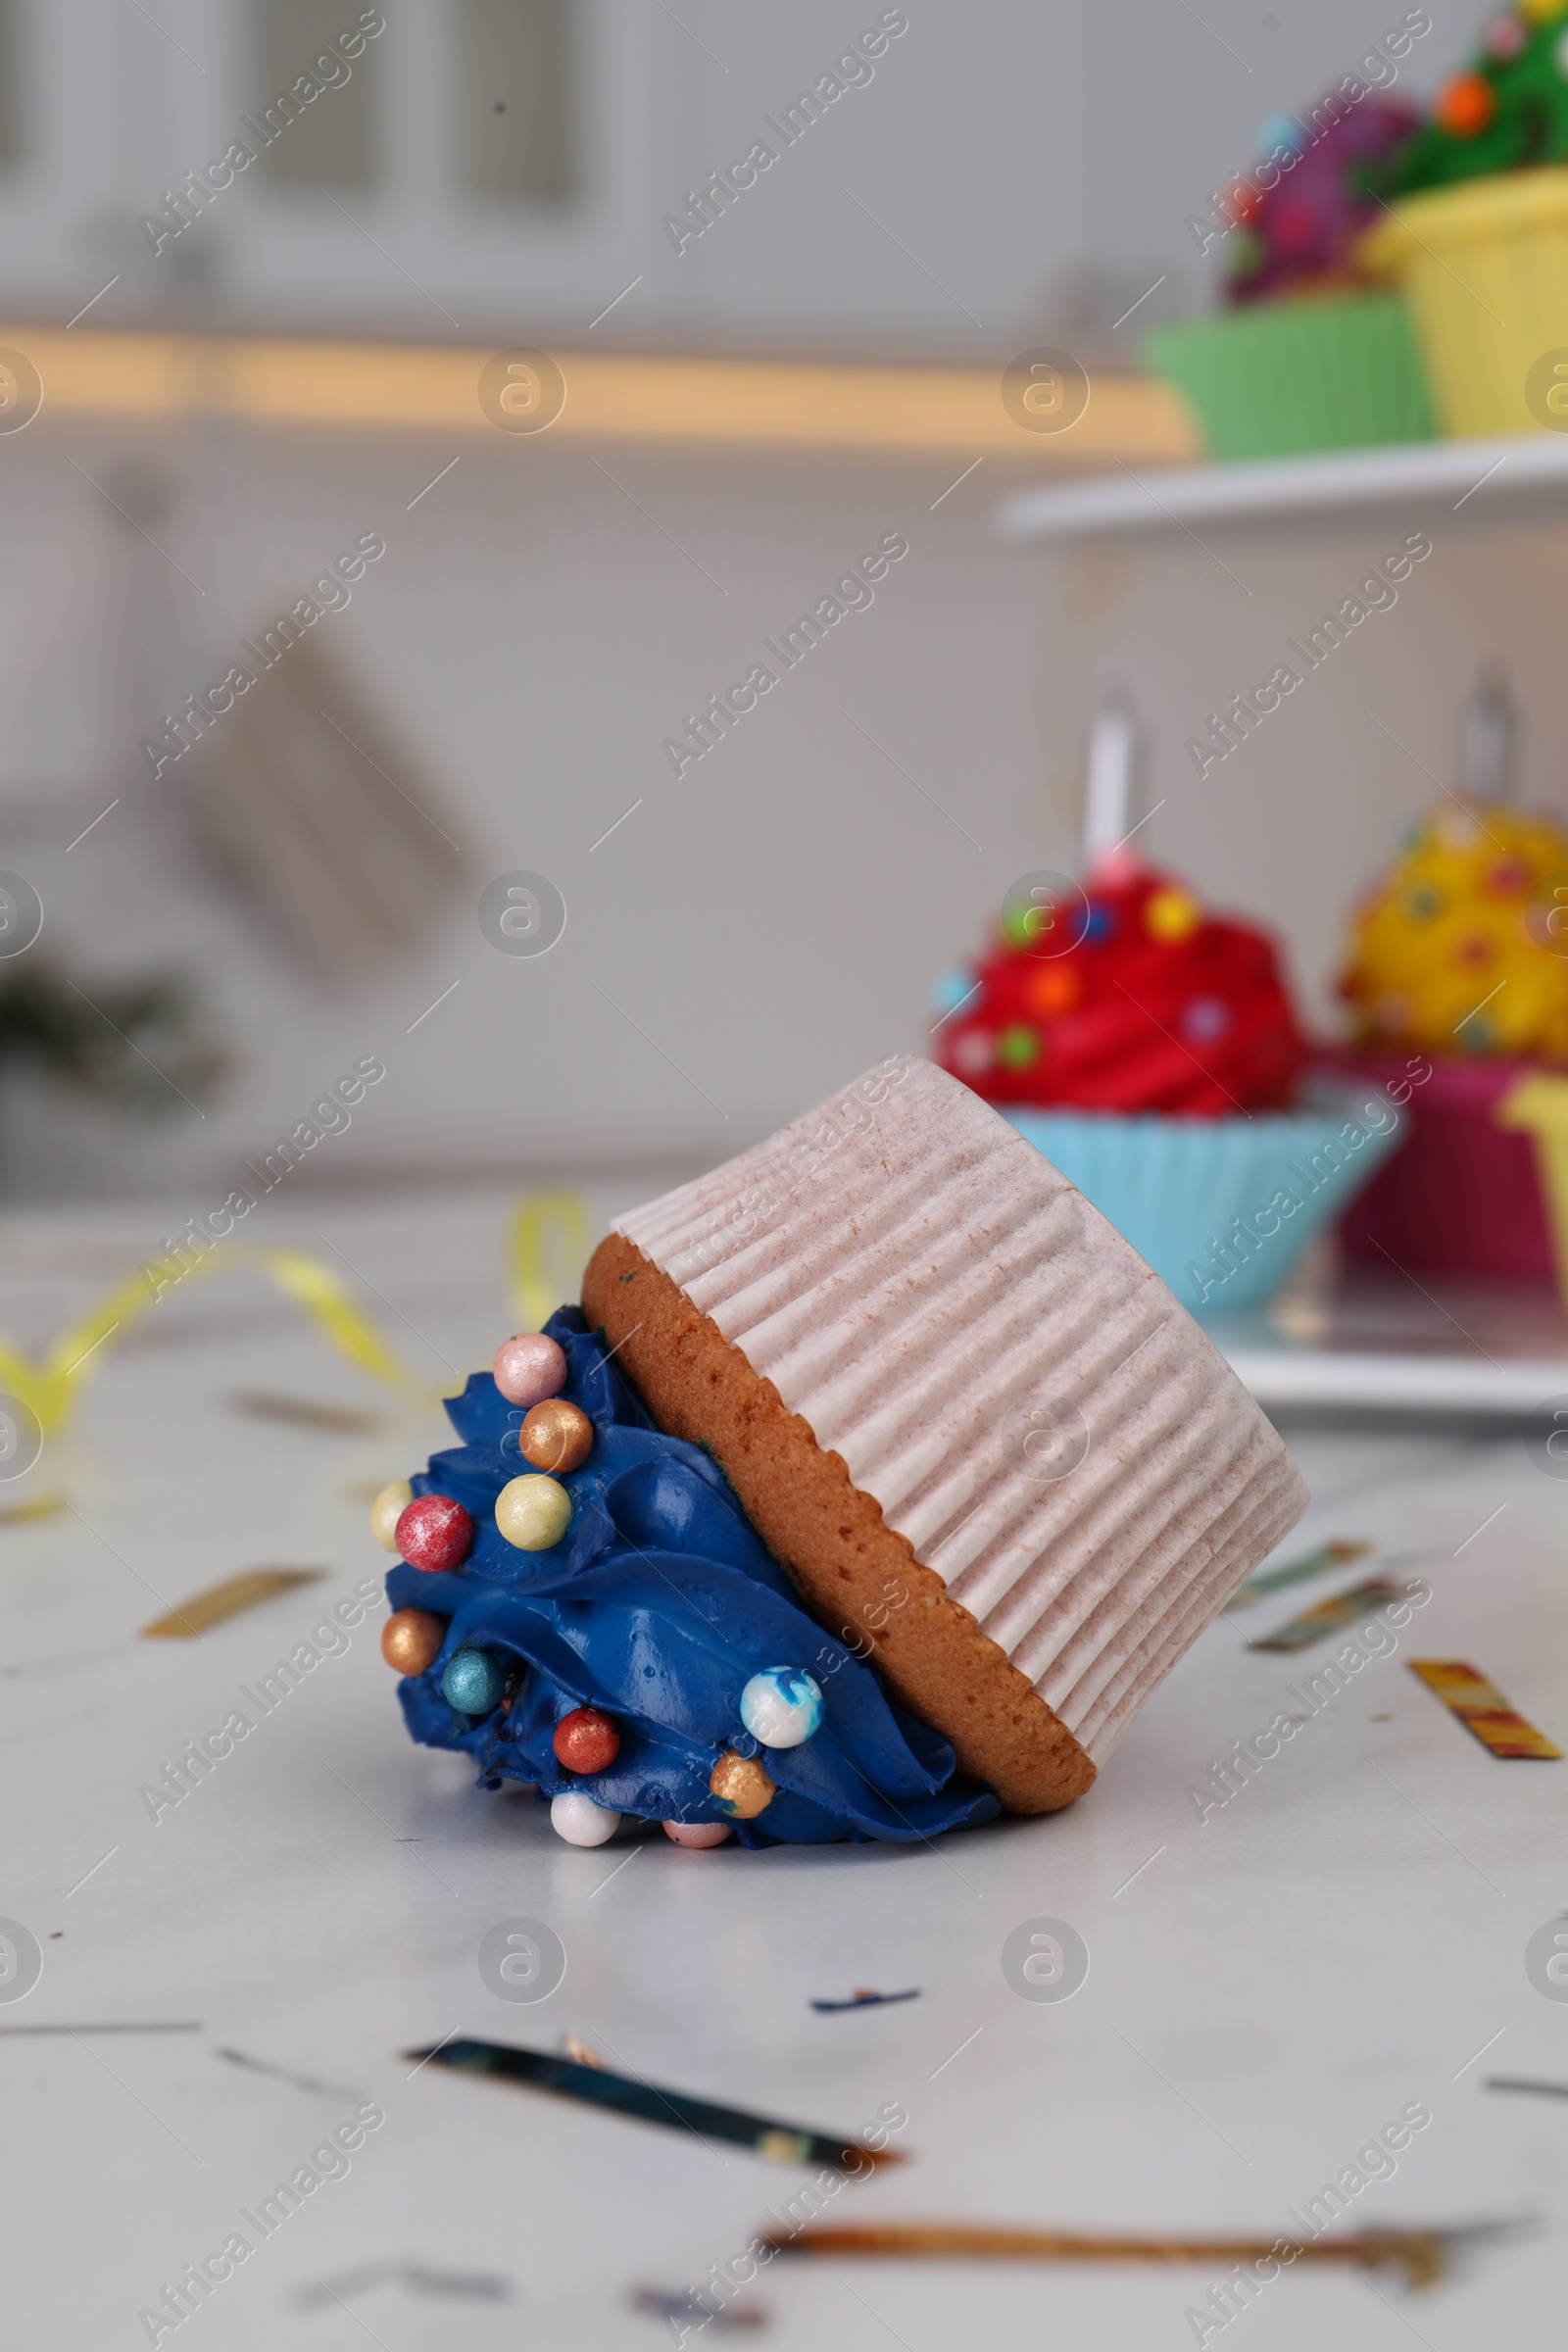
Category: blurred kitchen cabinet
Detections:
[
  {"x1": 0, "y1": 0, "x2": 695, "y2": 338},
  {"x1": 0, "y1": 0, "x2": 1072, "y2": 351},
  {"x1": 0, "y1": 0, "x2": 1411, "y2": 354}
]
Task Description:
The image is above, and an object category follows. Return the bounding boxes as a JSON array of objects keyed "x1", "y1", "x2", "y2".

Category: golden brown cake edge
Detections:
[{"x1": 581, "y1": 1231, "x2": 1096, "y2": 1816}]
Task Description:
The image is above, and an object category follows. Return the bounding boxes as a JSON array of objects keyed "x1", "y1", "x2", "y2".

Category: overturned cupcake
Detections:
[{"x1": 376, "y1": 1059, "x2": 1306, "y2": 1844}]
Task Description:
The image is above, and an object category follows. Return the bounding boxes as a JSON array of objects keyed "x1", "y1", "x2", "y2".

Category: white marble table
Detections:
[{"x1": 3, "y1": 1190, "x2": 1564, "y2": 2350}]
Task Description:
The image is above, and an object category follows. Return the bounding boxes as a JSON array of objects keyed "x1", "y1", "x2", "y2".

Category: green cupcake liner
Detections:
[{"x1": 1144, "y1": 292, "x2": 1435, "y2": 461}]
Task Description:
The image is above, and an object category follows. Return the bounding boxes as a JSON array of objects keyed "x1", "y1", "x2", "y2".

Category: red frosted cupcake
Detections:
[
  {"x1": 937, "y1": 848, "x2": 1305, "y2": 1118},
  {"x1": 932, "y1": 709, "x2": 1399, "y2": 1314}
]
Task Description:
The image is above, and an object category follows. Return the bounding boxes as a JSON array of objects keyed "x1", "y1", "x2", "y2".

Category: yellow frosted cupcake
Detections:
[
  {"x1": 1335, "y1": 757, "x2": 1568, "y2": 1279},
  {"x1": 1342, "y1": 798, "x2": 1568, "y2": 1056}
]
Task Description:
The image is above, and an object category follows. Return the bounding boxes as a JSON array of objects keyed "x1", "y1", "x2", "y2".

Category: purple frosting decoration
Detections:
[{"x1": 1228, "y1": 96, "x2": 1421, "y2": 302}]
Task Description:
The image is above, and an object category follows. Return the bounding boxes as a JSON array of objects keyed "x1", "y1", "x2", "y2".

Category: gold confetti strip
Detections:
[
  {"x1": 560, "y1": 2036, "x2": 608, "y2": 2070},
  {"x1": 764, "y1": 2221, "x2": 1506, "y2": 2289},
  {"x1": 1408, "y1": 1661, "x2": 1563, "y2": 1759},
  {"x1": 229, "y1": 1391, "x2": 384, "y2": 1436},
  {"x1": 407, "y1": 2038, "x2": 899, "y2": 2172},
  {"x1": 216, "y1": 2046, "x2": 364, "y2": 2098},
  {"x1": 141, "y1": 1568, "x2": 326, "y2": 1640},
  {"x1": 1248, "y1": 1580, "x2": 1402, "y2": 1653},
  {"x1": 1486, "y1": 2075, "x2": 1568, "y2": 2101},
  {"x1": 0, "y1": 1493, "x2": 67, "y2": 1531},
  {"x1": 1233, "y1": 1539, "x2": 1370, "y2": 1605}
]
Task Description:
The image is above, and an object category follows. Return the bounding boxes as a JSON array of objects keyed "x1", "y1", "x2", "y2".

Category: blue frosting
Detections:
[{"x1": 386, "y1": 1308, "x2": 1000, "y2": 1845}]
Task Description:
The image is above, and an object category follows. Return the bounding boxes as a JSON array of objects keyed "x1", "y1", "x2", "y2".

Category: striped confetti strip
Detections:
[{"x1": 1408, "y1": 1661, "x2": 1562, "y2": 1759}]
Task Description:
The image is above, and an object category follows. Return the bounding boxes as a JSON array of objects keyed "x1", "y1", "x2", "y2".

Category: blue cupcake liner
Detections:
[{"x1": 1002, "y1": 1087, "x2": 1405, "y2": 1314}]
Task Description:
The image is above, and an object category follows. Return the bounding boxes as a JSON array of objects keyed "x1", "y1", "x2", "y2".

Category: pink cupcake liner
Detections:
[{"x1": 612, "y1": 1056, "x2": 1307, "y2": 1765}]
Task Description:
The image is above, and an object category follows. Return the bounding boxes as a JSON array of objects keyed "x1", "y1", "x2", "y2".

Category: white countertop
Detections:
[{"x1": 3, "y1": 1190, "x2": 1564, "y2": 2350}]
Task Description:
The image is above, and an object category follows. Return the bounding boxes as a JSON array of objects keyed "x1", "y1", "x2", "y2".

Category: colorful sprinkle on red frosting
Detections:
[{"x1": 937, "y1": 858, "x2": 1306, "y2": 1116}]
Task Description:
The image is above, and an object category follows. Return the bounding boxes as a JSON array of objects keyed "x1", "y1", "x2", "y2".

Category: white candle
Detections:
[
  {"x1": 1457, "y1": 667, "x2": 1514, "y2": 803},
  {"x1": 1082, "y1": 697, "x2": 1140, "y2": 868}
]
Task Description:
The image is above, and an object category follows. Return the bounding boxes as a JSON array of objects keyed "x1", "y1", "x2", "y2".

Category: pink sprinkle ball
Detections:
[
  {"x1": 662, "y1": 1820, "x2": 733, "y2": 1848},
  {"x1": 395, "y1": 1492, "x2": 473, "y2": 1573},
  {"x1": 493, "y1": 1331, "x2": 569, "y2": 1410}
]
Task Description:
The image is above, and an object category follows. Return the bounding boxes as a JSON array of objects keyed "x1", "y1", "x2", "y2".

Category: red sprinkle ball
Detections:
[
  {"x1": 553, "y1": 1705, "x2": 621, "y2": 1775},
  {"x1": 395, "y1": 1493, "x2": 474, "y2": 1573}
]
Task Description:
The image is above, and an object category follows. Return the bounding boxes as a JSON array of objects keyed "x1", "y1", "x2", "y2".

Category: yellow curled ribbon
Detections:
[
  {"x1": 1496, "y1": 1073, "x2": 1568, "y2": 1311},
  {"x1": 0, "y1": 1187, "x2": 597, "y2": 1443},
  {"x1": 508, "y1": 1187, "x2": 593, "y2": 1336},
  {"x1": 0, "y1": 1243, "x2": 427, "y2": 1439}
]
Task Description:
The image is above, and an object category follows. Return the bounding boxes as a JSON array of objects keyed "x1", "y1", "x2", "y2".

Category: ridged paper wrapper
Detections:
[
  {"x1": 1002, "y1": 1090, "x2": 1403, "y2": 1315},
  {"x1": 613, "y1": 1058, "x2": 1307, "y2": 1764}
]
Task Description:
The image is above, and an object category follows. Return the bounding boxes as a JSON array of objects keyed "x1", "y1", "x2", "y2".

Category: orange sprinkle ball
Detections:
[
  {"x1": 518, "y1": 1396, "x2": 595, "y2": 1474},
  {"x1": 381, "y1": 1607, "x2": 447, "y2": 1676},
  {"x1": 1435, "y1": 74, "x2": 1496, "y2": 138},
  {"x1": 710, "y1": 1750, "x2": 777, "y2": 1817},
  {"x1": 1025, "y1": 964, "x2": 1082, "y2": 1018}
]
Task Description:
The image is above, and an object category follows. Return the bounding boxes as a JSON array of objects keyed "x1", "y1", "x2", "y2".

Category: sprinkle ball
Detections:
[
  {"x1": 1145, "y1": 887, "x2": 1201, "y2": 943},
  {"x1": 519, "y1": 1396, "x2": 594, "y2": 1474},
  {"x1": 1256, "y1": 110, "x2": 1308, "y2": 161},
  {"x1": 369, "y1": 1479, "x2": 413, "y2": 1550},
  {"x1": 395, "y1": 1493, "x2": 473, "y2": 1572},
  {"x1": 493, "y1": 1332, "x2": 568, "y2": 1410},
  {"x1": 1025, "y1": 966, "x2": 1080, "y2": 1018},
  {"x1": 932, "y1": 967, "x2": 975, "y2": 1015},
  {"x1": 551, "y1": 1791, "x2": 620, "y2": 1846},
  {"x1": 1435, "y1": 72, "x2": 1496, "y2": 137},
  {"x1": 442, "y1": 1648, "x2": 508, "y2": 1715},
  {"x1": 710, "y1": 1751, "x2": 776, "y2": 1817},
  {"x1": 495, "y1": 1475, "x2": 572, "y2": 1551},
  {"x1": 662, "y1": 1821, "x2": 732, "y2": 1847},
  {"x1": 739, "y1": 1667, "x2": 823, "y2": 1749},
  {"x1": 381, "y1": 1608, "x2": 446, "y2": 1676},
  {"x1": 553, "y1": 1706, "x2": 620, "y2": 1774}
]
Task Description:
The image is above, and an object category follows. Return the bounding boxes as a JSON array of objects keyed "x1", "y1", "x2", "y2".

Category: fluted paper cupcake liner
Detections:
[
  {"x1": 1361, "y1": 168, "x2": 1568, "y2": 438},
  {"x1": 1002, "y1": 1088, "x2": 1403, "y2": 1315},
  {"x1": 1145, "y1": 292, "x2": 1434, "y2": 461},
  {"x1": 612, "y1": 1057, "x2": 1306, "y2": 1767}
]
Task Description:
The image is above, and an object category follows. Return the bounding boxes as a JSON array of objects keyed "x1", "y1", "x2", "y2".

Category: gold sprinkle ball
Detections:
[
  {"x1": 495, "y1": 1473, "x2": 572, "y2": 1551},
  {"x1": 519, "y1": 1396, "x2": 594, "y2": 1475},
  {"x1": 369, "y1": 1479, "x2": 413, "y2": 1550},
  {"x1": 710, "y1": 1749, "x2": 777, "y2": 1818},
  {"x1": 380, "y1": 1606, "x2": 446, "y2": 1676}
]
